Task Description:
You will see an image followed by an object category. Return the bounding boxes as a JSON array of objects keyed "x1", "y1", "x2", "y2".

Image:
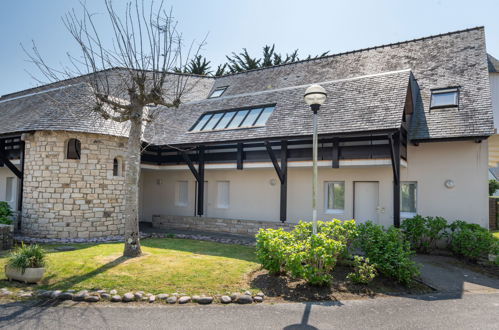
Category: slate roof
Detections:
[
  {"x1": 145, "y1": 70, "x2": 412, "y2": 145},
  {"x1": 488, "y1": 54, "x2": 499, "y2": 73},
  {"x1": 0, "y1": 27, "x2": 494, "y2": 145}
]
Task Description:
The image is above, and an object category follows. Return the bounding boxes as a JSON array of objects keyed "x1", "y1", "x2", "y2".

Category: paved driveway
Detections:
[{"x1": 0, "y1": 292, "x2": 498, "y2": 330}]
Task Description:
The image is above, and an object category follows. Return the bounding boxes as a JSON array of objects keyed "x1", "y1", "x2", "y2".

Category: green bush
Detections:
[
  {"x1": 256, "y1": 220, "x2": 357, "y2": 285},
  {"x1": 355, "y1": 222, "x2": 420, "y2": 285},
  {"x1": 489, "y1": 179, "x2": 499, "y2": 196},
  {"x1": 0, "y1": 201, "x2": 13, "y2": 225},
  {"x1": 285, "y1": 231, "x2": 344, "y2": 285},
  {"x1": 255, "y1": 228, "x2": 294, "y2": 274},
  {"x1": 8, "y1": 243, "x2": 46, "y2": 273},
  {"x1": 448, "y1": 221, "x2": 498, "y2": 262},
  {"x1": 401, "y1": 215, "x2": 448, "y2": 253},
  {"x1": 347, "y1": 256, "x2": 377, "y2": 284}
]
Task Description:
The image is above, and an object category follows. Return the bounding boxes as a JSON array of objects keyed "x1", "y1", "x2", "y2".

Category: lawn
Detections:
[{"x1": 0, "y1": 238, "x2": 259, "y2": 295}]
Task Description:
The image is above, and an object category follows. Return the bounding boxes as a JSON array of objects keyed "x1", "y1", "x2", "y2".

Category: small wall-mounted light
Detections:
[
  {"x1": 444, "y1": 179, "x2": 455, "y2": 189},
  {"x1": 269, "y1": 178, "x2": 277, "y2": 186}
]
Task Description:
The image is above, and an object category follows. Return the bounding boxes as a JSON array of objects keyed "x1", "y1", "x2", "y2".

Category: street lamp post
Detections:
[{"x1": 304, "y1": 84, "x2": 327, "y2": 235}]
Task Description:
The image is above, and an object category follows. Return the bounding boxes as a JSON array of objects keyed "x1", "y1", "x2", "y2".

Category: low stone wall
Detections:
[
  {"x1": 0, "y1": 224, "x2": 13, "y2": 250},
  {"x1": 151, "y1": 215, "x2": 294, "y2": 236}
]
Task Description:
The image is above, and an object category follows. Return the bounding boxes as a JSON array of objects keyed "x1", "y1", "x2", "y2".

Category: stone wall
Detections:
[
  {"x1": 152, "y1": 214, "x2": 294, "y2": 236},
  {"x1": 0, "y1": 224, "x2": 13, "y2": 250},
  {"x1": 22, "y1": 131, "x2": 128, "y2": 238}
]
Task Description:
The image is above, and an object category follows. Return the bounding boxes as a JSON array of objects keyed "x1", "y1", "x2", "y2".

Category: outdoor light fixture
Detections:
[
  {"x1": 445, "y1": 179, "x2": 455, "y2": 189},
  {"x1": 304, "y1": 84, "x2": 327, "y2": 235}
]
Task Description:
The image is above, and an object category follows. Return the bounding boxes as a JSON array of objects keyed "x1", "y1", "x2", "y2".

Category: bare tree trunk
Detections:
[{"x1": 123, "y1": 104, "x2": 144, "y2": 257}]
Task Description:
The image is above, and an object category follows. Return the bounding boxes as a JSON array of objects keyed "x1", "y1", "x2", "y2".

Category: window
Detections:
[
  {"x1": 5, "y1": 177, "x2": 14, "y2": 202},
  {"x1": 175, "y1": 181, "x2": 188, "y2": 207},
  {"x1": 216, "y1": 181, "x2": 230, "y2": 209},
  {"x1": 190, "y1": 106, "x2": 275, "y2": 132},
  {"x1": 113, "y1": 157, "x2": 123, "y2": 177},
  {"x1": 66, "y1": 138, "x2": 81, "y2": 159},
  {"x1": 401, "y1": 182, "x2": 417, "y2": 217},
  {"x1": 324, "y1": 182, "x2": 345, "y2": 213},
  {"x1": 430, "y1": 88, "x2": 459, "y2": 109},
  {"x1": 208, "y1": 86, "x2": 227, "y2": 98}
]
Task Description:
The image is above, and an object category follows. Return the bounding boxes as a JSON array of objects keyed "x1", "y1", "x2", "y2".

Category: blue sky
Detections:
[{"x1": 1, "y1": 0, "x2": 498, "y2": 96}]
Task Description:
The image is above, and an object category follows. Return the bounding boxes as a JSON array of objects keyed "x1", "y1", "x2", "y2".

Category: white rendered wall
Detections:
[
  {"x1": 0, "y1": 166, "x2": 19, "y2": 211},
  {"x1": 140, "y1": 140, "x2": 489, "y2": 228}
]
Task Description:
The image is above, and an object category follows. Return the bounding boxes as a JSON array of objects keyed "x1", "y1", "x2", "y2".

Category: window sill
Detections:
[
  {"x1": 325, "y1": 209, "x2": 344, "y2": 215},
  {"x1": 401, "y1": 212, "x2": 416, "y2": 219}
]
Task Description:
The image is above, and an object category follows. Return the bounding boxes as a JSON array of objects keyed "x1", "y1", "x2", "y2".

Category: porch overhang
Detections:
[{"x1": 141, "y1": 127, "x2": 407, "y2": 227}]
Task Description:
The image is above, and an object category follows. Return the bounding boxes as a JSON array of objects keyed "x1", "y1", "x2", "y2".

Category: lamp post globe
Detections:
[{"x1": 304, "y1": 84, "x2": 327, "y2": 235}]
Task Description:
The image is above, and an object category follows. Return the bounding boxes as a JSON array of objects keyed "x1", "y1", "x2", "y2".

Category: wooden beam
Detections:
[
  {"x1": 0, "y1": 143, "x2": 22, "y2": 179},
  {"x1": 389, "y1": 131, "x2": 401, "y2": 228},
  {"x1": 332, "y1": 138, "x2": 339, "y2": 168},
  {"x1": 197, "y1": 146, "x2": 205, "y2": 216},
  {"x1": 236, "y1": 143, "x2": 243, "y2": 170},
  {"x1": 264, "y1": 141, "x2": 284, "y2": 183},
  {"x1": 280, "y1": 140, "x2": 287, "y2": 222},
  {"x1": 181, "y1": 151, "x2": 200, "y2": 182}
]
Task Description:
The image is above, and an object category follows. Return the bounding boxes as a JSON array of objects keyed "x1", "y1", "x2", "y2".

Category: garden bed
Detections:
[
  {"x1": 0, "y1": 237, "x2": 435, "y2": 304},
  {"x1": 249, "y1": 266, "x2": 433, "y2": 303}
]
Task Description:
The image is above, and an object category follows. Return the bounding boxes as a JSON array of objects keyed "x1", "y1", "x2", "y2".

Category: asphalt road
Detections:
[{"x1": 1, "y1": 293, "x2": 498, "y2": 330}]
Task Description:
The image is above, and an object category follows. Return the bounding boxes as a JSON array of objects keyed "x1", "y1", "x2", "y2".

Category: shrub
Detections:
[
  {"x1": 0, "y1": 201, "x2": 13, "y2": 225},
  {"x1": 448, "y1": 221, "x2": 498, "y2": 262},
  {"x1": 256, "y1": 228, "x2": 294, "y2": 274},
  {"x1": 256, "y1": 220, "x2": 357, "y2": 285},
  {"x1": 285, "y1": 231, "x2": 344, "y2": 285},
  {"x1": 355, "y1": 222, "x2": 420, "y2": 285},
  {"x1": 401, "y1": 215, "x2": 448, "y2": 253},
  {"x1": 347, "y1": 256, "x2": 377, "y2": 284},
  {"x1": 8, "y1": 243, "x2": 46, "y2": 273},
  {"x1": 489, "y1": 179, "x2": 499, "y2": 196}
]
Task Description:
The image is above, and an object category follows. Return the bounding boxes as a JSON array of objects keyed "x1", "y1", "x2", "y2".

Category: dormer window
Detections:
[
  {"x1": 430, "y1": 87, "x2": 459, "y2": 109},
  {"x1": 208, "y1": 86, "x2": 227, "y2": 98}
]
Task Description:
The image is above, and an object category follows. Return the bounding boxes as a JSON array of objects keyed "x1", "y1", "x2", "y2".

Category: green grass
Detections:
[{"x1": 0, "y1": 238, "x2": 259, "y2": 295}]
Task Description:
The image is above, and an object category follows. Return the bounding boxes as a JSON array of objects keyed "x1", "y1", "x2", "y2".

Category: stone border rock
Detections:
[
  {"x1": 0, "y1": 288, "x2": 265, "y2": 305},
  {"x1": 14, "y1": 232, "x2": 255, "y2": 246}
]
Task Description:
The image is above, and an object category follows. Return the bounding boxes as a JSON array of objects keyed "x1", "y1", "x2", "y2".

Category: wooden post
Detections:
[
  {"x1": 197, "y1": 146, "x2": 205, "y2": 216},
  {"x1": 280, "y1": 140, "x2": 287, "y2": 222},
  {"x1": 332, "y1": 138, "x2": 339, "y2": 168},
  {"x1": 16, "y1": 140, "x2": 25, "y2": 230},
  {"x1": 237, "y1": 143, "x2": 243, "y2": 170},
  {"x1": 389, "y1": 131, "x2": 401, "y2": 227}
]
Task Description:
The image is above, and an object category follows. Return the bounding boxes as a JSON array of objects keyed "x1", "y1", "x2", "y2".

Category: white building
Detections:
[{"x1": 0, "y1": 27, "x2": 494, "y2": 238}]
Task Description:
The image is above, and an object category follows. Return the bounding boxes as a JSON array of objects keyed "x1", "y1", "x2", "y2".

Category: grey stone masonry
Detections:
[
  {"x1": 0, "y1": 224, "x2": 13, "y2": 250},
  {"x1": 152, "y1": 215, "x2": 294, "y2": 236},
  {"x1": 21, "y1": 131, "x2": 128, "y2": 238}
]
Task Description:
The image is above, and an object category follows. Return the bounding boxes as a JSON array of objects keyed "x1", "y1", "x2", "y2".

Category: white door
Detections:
[{"x1": 354, "y1": 182, "x2": 379, "y2": 223}]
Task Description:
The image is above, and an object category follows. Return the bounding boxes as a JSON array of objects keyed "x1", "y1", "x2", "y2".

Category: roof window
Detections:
[
  {"x1": 430, "y1": 87, "x2": 459, "y2": 109},
  {"x1": 208, "y1": 86, "x2": 227, "y2": 98},
  {"x1": 190, "y1": 106, "x2": 275, "y2": 132}
]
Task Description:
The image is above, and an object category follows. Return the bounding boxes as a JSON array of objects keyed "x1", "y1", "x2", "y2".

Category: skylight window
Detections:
[
  {"x1": 430, "y1": 87, "x2": 459, "y2": 109},
  {"x1": 208, "y1": 86, "x2": 227, "y2": 98},
  {"x1": 190, "y1": 106, "x2": 275, "y2": 132}
]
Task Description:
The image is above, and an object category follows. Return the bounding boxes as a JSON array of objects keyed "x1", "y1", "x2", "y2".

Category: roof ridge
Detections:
[
  {"x1": 215, "y1": 26, "x2": 484, "y2": 78},
  {"x1": 0, "y1": 67, "x2": 214, "y2": 101},
  {"x1": 187, "y1": 68, "x2": 411, "y2": 105}
]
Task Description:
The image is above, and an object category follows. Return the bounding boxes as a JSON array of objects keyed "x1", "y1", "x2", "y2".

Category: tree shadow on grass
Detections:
[
  {"x1": 40, "y1": 256, "x2": 128, "y2": 291},
  {"x1": 141, "y1": 238, "x2": 257, "y2": 263}
]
